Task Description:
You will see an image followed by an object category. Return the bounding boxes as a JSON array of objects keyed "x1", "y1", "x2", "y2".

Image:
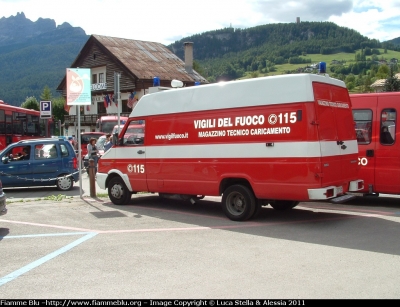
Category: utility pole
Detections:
[{"x1": 114, "y1": 72, "x2": 121, "y2": 127}]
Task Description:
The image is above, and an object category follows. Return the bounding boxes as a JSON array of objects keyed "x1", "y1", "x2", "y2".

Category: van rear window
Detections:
[{"x1": 353, "y1": 109, "x2": 372, "y2": 144}]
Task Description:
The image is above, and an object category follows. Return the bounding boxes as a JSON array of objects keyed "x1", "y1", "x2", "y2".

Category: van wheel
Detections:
[
  {"x1": 108, "y1": 177, "x2": 131, "y2": 205},
  {"x1": 270, "y1": 200, "x2": 299, "y2": 211},
  {"x1": 222, "y1": 185, "x2": 256, "y2": 221},
  {"x1": 56, "y1": 175, "x2": 74, "y2": 191}
]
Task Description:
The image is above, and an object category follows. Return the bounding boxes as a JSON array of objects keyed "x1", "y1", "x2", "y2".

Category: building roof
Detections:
[
  {"x1": 91, "y1": 35, "x2": 207, "y2": 82},
  {"x1": 370, "y1": 73, "x2": 400, "y2": 89}
]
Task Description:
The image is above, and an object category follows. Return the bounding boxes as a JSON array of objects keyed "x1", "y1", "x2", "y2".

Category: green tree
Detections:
[
  {"x1": 376, "y1": 65, "x2": 389, "y2": 79},
  {"x1": 40, "y1": 85, "x2": 53, "y2": 101},
  {"x1": 383, "y1": 66, "x2": 400, "y2": 92},
  {"x1": 361, "y1": 75, "x2": 373, "y2": 93},
  {"x1": 20, "y1": 96, "x2": 39, "y2": 110},
  {"x1": 346, "y1": 82, "x2": 355, "y2": 91},
  {"x1": 345, "y1": 74, "x2": 356, "y2": 84},
  {"x1": 52, "y1": 96, "x2": 68, "y2": 123},
  {"x1": 193, "y1": 60, "x2": 206, "y2": 77}
]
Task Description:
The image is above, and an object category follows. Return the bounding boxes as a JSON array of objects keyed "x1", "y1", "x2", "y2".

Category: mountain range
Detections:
[
  {"x1": 0, "y1": 12, "x2": 88, "y2": 106},
  {"x1": 1, "y1": 12, "x2": 400, "y2": 106}
]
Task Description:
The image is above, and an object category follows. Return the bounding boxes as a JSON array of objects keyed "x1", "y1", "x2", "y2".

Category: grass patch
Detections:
[{"x1": 7, "y1": 194, "x2": 74, "y2": 204}]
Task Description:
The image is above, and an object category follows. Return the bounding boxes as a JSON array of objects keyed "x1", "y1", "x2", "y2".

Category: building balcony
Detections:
[{"x1": 64, "y1": 112, "x2": 131, "y2": 126}]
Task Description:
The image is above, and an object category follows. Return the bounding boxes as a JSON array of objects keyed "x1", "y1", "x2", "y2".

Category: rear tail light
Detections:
[
  {"x1": 73, "y1": 157, "x2": 77, "y2": 169},
  {"x1": 324, "y1": 188, "x2": 334, "y2": 198}
]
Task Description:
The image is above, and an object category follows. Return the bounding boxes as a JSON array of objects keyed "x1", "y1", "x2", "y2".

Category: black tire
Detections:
[
  {"x1": 270, "y1": 200, "x2": 299, "y2": 211},
  {"x1": 56, "y1": 175, "x2": 74, "y2": 191},
  {"x1": 108, "y1": 177, "x2": 131, "y2": 205},
  {"x1": 221, "y1": 185, "x2": 256, "y2": 221}
]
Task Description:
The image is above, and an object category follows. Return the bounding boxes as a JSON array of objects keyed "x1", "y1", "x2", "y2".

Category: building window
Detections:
[
  {"x1": 92, "y1": 74, "x2": 97, "y2": 84},
  {"x1": 122, "y1": 99, "x2": 129, "y2": 113},
  {"x1": 98, "y1": 101, "x2": 106, "y2": 114},
  {"x1": 99, "y1": 73, "x2": 105, "y2": 83}
]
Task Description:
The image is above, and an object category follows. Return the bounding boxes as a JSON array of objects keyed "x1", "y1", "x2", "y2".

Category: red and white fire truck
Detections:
[
  {"x1": 95, "y1": 115, "x2": 128, "y2": 134},
  {"x1": 351, "y1": 92, "x2": 399, "y2": 196},
  {"x1": 97, "y1": 71, "x2": 364, "y2": 221}
]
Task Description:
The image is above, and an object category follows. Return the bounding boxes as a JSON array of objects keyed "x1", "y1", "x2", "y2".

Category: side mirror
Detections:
[{"x1": 2, "y1": 156, "x2": 9, "y2": 164}]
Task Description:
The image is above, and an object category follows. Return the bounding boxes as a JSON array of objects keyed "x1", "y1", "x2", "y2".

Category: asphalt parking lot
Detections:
[{"x1": 1, "y1": 177, "x2": 400, "y2": 299}]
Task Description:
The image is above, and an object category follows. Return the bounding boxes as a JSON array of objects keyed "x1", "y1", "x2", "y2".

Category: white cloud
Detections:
[{"x1": 1, "y1": 0, "x2": 400, "y2": 44}]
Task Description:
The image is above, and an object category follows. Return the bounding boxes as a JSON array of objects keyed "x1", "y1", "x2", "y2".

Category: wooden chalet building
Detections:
[{"x1": 56, "y1": 34, "x2": 208, "y2": 134}]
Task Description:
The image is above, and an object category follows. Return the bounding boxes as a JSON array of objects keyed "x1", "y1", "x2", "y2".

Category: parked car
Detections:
[
  {"x1": 0, "y1": 179, "x2": 7, "y2": 216},
  {"x1": 0, "y1": 138, "x2": 79, "y2": 191}
]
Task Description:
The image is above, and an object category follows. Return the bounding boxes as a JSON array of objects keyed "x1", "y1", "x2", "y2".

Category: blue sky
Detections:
[{"x1": 1, "y1": 0, "x2": 400, "y2": 45}]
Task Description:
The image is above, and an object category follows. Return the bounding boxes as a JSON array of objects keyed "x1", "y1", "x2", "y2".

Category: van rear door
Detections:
[
  {"x1": 313, "y1": 82, "x2": 358, "y2": 189},
  {"x1": 374, "y1": 95, "x2": 399, "y2": 193},
  {"x1": 352, "y1": 93, "x2": 400, "y2": 194},
  {"x1": 351, "y1": 94, "x2": 377, "y2": 193}
]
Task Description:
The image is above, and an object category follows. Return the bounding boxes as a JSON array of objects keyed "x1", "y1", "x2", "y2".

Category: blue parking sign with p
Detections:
[{"x1": 40, "y1": 100, "x2": 52, "y2": 119}]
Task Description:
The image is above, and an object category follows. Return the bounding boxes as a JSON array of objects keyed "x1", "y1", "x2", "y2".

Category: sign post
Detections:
[
  {"x1": 40, "y1": 101, "x2": 52, "y2": 138},
  {"x1": 40, "y1": 101, "x2": 52, "y2": 119},
  {"x1": 66, "y1": 68, "x2": 91, "y2": 199}
]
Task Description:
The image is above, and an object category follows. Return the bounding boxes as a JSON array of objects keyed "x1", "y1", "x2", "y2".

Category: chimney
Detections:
[{"x1": 184, "y1": 42, "x2": 193, "y2": 74}]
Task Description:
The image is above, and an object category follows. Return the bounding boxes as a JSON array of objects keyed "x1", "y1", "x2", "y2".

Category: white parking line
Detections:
[{"x1": 0, "y1": 232, "x2": 97, "y2": 287}]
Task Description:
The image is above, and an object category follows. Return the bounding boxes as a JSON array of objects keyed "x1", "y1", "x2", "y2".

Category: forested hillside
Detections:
[
  {"x1": 169, "y1": 21, "x2": 400, "y2": 83},
  {"x1": 0, "y1": 42, "x2": 86, "y2": 104}
]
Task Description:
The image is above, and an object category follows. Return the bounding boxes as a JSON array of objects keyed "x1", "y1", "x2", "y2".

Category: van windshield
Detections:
[
  {"x1": 102, "y1": 121, "x2": 119, "y2": 134},
  {"x1": 81, "y1": 134, "x2": 104, "y2": 144}
]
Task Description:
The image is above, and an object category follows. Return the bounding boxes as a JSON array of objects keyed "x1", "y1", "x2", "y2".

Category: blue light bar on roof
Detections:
[
  {"x1": 153, "y1": 76, "x2": 160, "y2": 87},
  {"x1": 318, "y1": 62, "x2": 326, "y2": 74}
]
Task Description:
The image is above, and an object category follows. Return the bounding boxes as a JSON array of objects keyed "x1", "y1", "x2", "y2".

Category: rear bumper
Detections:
[
  {"x1": 348, "y1": 180, "x2": 364, "y2": 192},
  {"x1": 308, "y1": 180, "x2": 364, "y2": 200}
]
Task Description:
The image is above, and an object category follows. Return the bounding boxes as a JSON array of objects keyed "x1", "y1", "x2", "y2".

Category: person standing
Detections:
[
  {"x1": 87, "y1": 138, "x2": 99, "y2": 173},
  {"x1": 104, "y1": 134, "x2": 112, "y2": 151}
]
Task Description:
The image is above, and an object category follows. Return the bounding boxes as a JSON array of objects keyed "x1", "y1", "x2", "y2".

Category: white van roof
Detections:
[{"x1": 129, "y1": 74, "x2": 346, "y2": 118}]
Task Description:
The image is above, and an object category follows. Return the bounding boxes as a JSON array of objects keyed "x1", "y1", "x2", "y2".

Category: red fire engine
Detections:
[
  {"x1": 351, "y1": 92, "x2": 399, "y2": 196},
  {"x1": 97, "y1": 70, "x2": 363, "y2": 221}
]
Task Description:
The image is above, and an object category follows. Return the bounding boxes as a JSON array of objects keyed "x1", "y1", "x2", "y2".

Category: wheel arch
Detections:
[
  {"x1": 219, "y1": 177, "x2": 253, "y2": 195},
  {"x1": 105, "y1": 170, "x2": 132, "y2": 192}
]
